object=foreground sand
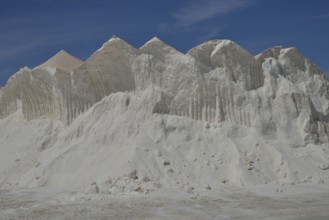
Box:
[1,183,329,220]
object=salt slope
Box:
[0,91,328,193]
[0,36,329,192]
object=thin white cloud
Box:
[316,13,329,19]
[292,13,329,24]
[172,0,255,28]
[195,26,227,43]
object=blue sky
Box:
[0,0,328,86]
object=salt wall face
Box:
[0,36,328,146]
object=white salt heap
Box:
[0,36,329,196]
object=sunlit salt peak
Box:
[106,34,122,43]
[187,39,237,57]
[145,36,162,45]
[140,36,168,49]
[209,39,236,57]
[34,50,83,73]
[280,47,298,55]
[255,46,284,60]
[140,37,186,56]
[20,66,31,72]
[97,34,126,52]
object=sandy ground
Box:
[1,184,329,220]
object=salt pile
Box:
[0,36,328,195]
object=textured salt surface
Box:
[0,36,329,219]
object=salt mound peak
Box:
[34,50,83,73]
[20,66,32,72]
[256,46,305,62]
[188,39,235,51]
[256,46,284,61]
[105,34,123,44]
[148,36,162,43]
[140,36,184,57]
[187,39,244,60]
[140,36,164,48]
[279,47,300,56]
[96,34,137,53]
[210,40,240,57]
[187,39,255,69]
